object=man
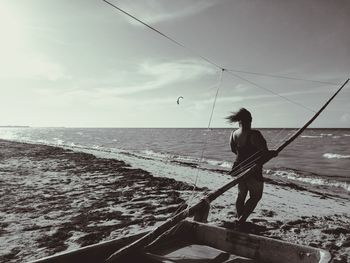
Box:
[227,108,277,225]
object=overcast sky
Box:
[1,0,349,128]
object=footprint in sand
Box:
[260,209,277,217]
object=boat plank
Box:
[28,220,331,263]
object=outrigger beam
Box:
[276,78,349,153]
[106,78,349,263]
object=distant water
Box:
[0,127,349,196]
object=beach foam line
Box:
[323,153,350,159]
[0,131,232,171]
[60,143,350,195]
[300,135,322,138]
[135,149,233,170]
[266,168,350,194]
[2,137,348,196]
[320,133,333,136]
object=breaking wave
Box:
[266,169,350,193]
[139,149,232,169]
[301,135,322,138]
[323,153,350,159]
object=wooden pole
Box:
[106,79,349,262]
[276,78,349,153]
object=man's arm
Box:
[252,130,268,152]
[229,131,237,154]
[252,131,278,158]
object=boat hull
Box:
[28,220,331,263]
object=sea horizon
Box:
[1,126,350,129]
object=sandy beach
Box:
[0,139,349,263]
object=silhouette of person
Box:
[226,108,277,225]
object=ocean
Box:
[0,127,349,197]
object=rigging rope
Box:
[226,68,339,86]
[225,71,316,113]
[102,0,325,112]
[208,69,225,129]
[102,0,223,70]
[187,69,224,207]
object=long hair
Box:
[226,108,252,123]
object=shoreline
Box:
[0,139,349,262]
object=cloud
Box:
[24,56,71,81]
[26,58,217,113]
[340,113,350,123]
[0,4,70,82]
[0,53,71,81]
[112,0,218,24]
[185,85,335,114]
[98,59,216,96]
[232,84,249,93]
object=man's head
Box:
[226,108,252,125]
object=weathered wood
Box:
[188,220,331,263]
[276,78,349,153]
[193,201,210,223]
[28,220,332,263]
[146,244,231,262]
[28,232,148,263]
[105,200,205,262]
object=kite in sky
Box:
[177,96,184,105]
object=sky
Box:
[0,0,349,128]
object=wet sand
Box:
[0,140,349,262]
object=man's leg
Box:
[236,181,248,218]
[238,178,263,223]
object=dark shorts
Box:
[238,176,264,200]
[232,162,264,181]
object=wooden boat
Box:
[29,219,331,263]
